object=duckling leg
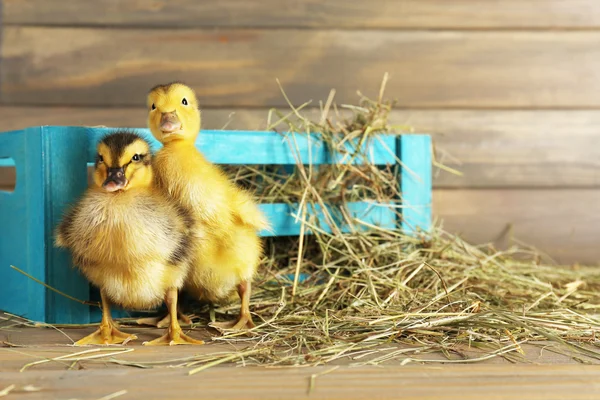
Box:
[75,292,138,346]
[211,280,256,331]
[143,288,204,346]
[135,307,192,328]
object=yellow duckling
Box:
[147,82,270,330]
[55,131,204,345]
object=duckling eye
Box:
[151,103,156,110]
[182,98,188,106]
[132,154,141,162]
[97,154,104,163]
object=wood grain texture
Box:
[5,0,600,29]
[434,189,600,265]
[405,110,600,188]
[1,327,599,399]
[0,106,245,131]
[2,107,599,189]
[2,364,600,400]
[5,28,600,108]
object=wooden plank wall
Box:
[1,0,600,264]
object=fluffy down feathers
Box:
[55,131,197,310]
[147,83,270,312]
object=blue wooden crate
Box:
[0,126,431,324]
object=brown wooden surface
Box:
[0,106,244,131]
[5,0,600,29]
[1,326,599,399]
[5,28,600,108]
[3,365,600,400]
[4,365,600,400]
[434,189,600,264]
[2,107,599,189]
[404,110,600,189]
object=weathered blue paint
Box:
[37,127,91,324]
[0,128,91,324]
[259,201,397,237]
[398,135,432,234]
[0,126,431,323]
[0,158,14,167]
[0,129,46,322]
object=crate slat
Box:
[37,127,91,324]
[260,201,398,237]
[84,128,398,166]
[0,129,47,322]
[398,135,432,234]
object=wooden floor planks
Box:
[2,365,600,400]
[1,326,600,399]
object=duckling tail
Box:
[232,190,272,233]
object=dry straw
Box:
[207,77,600,367]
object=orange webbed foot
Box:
[210,313,255,333]
[135,312,193,328]
[143,326,204,346]
[75,323,137,346]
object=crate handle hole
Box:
[0,157,16,193]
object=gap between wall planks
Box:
[5,28,600,108]
[5,0,600,29]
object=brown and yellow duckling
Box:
[55,131,204,345]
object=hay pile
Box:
[199,81,600,369]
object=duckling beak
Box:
[160,112,182,134]
[103,167,128,192]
